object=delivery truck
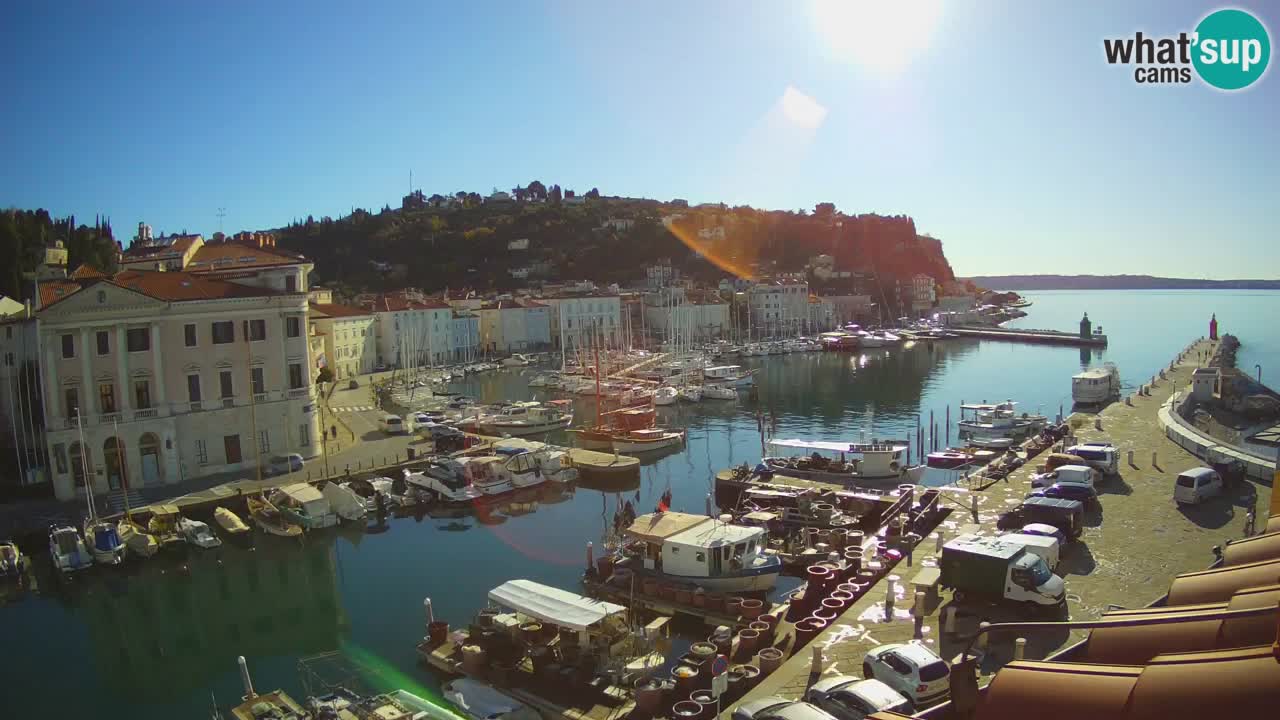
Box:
[939,534,1066,607]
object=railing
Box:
[100,412,121,424]
[222,397,236,408]
[133,408,157,420]
[253,393,268,403]
[288,387,311,399]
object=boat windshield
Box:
[1030,557,1053,586]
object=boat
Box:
[269,483,339,529]
[618,511,782,592]
[611,427,687,454]
[117,517,159,558]
[85,521,125,565]
[147,504,188,550]
[762,438,925,484]
[1072,363,1121,407]
[178,517,223,549]
[477,401,573,436]
[1,541,30,579]
[320,482,368,523]
[309,687,459,720]
[404,468,484,504]
[653,386,678,406]
[703,365,756,387]
[214,507,252,536]
[246,495,304,537]
[225,657,310,720]
[443,678,540,720]
[927,450,973,469]
[48,524,92,574]
[957,401,1048,443]
[700,383,738,400]
[967,435,1018,450]
[678,385,702,402]
[502,353,533,367]
[496,444,579,485]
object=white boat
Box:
[321,482,369,522]
[653,386,679,406]
[501,445,579,485]
[444,679,540,720]
[700,383,738,400]
[611,427,686,453]
[270,483,339,529]
[502,353,533,367]
[967,435,1017,450]
[177,518,223,549]
[404,468,484,504]
[762,438,925,484]
[450,456,516,495]
[957,401,1048,442]
[678,385,702,403]
[478,402,573,436]
[1072,363,1120,406]
[703,365,755,387]
[48,524,92,573]
[621,511,782,592]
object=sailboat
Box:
[246,494,304,537]
[110,420,159,558]
[48,524,92,574]
[75,413,125,565]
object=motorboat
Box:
[178,517,223,549]
[502,353,533,367]
[497,444,579,485]
[320,482,368,523]
[269,483,339,529]
[477,401,573,436]
[1072,363,1120,407]
[701,383,738,400]
[927,451,973,469]
[48,524,92,574]
[678,385,702,403]
[611,427,687,454]
[404,467,484,504]
[214,507,252,536]
[443,678,540,720]
[967,435,1017,450]
[703,365,756,387]
[118,518,160,558]
[147,504,188,551]
[0,541,29,579]
[85,520,125,565]
[653,386,679,406]
[957,401,1048,443]
[449,456,515,495]
[762,438,925,485]
[619,511,782,592]
[246,495,304,538]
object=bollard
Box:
[914,614,924,639]
[1127,449,1134,466]
[944,605,957,635]
[914,591,925,616]
[975,621,991,654]
[1152,450,1158,467]
[885,578,896,618]
[1014,637,1027,660]
[811,645,824,675]
[935,530,945,552]
[970,494,979,522]
[1094,417,1102,431]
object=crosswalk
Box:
[331,405,376,413]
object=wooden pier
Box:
[946,325,1108,347]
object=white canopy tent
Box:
[488,579,626,631]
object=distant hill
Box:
[963,275,1280,291]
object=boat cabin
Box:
[625,511,769,577]
[703,365,742,380]
[271,483,338,528]
[766,438,909,478]
[486,578,632,653]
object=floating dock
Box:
[946,325,1107,347]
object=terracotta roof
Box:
[481,298,548,311]
[310,302,373,319]
[69,263,107,280]
[186,242,308,272]
[38,269,283,310]
[366,294,451,312]
[38,281,83,307]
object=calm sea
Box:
[1,289,1275,717]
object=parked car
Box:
[266,453,304,477]
[373,362,388,372]
[862,643,951,707]
[804,676,912,720]
[1175,467,1223,505]
[1026,481,1098,505]
[1030,464,1098,489]
[412,412,435,426]
[732,698,839,720]
[1018,522,1068,546]
[380,414,408,434]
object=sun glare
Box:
[811,0,944,76]
[780,86,829,129]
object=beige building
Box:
[309,303,376,380]
[37,242,319,501]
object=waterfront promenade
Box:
[730,337,1271,712]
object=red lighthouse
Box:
[1209,314,1218,341]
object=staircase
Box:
[103,489,146,514]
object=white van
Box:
[1030,464,1098,489]
[380,414,408,435]
[1001,532,1061,570]
[1066,443,1119,476]
[1174,467,1222,505]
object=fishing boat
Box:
[246,495,304,537]
[611,427,687,454]
[927,450,973,469]
[618,511,782,592]
[443,678,540,720]
[147,504,188,551]
[320,482,368,523]
[957,401,1048,443]
[1072,362,1120,407]
[703,365,756,387]
[701,383,738,400]
[214,506,252,536]
[476,401,573,436]
[678,385,702,403]
[48,524,93,574]
[762,438,925,484]
[0,541,30,579]
[653,386,678,406]
[269,483,339,529]
[118,517,160,558]
[178,517,223,549]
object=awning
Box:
[488,579,626,631]
[279,483,324,503]
[625,511,711,543]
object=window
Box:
[53,443,67,474]
[299,423,310,447]
[195,439,208,465]
[69,443,88,487]
[288,363,303,389]
[248,319,266,341]
[223,434,241,464]
[220,371,234,398]
[258,429,270,454]
[134,380,151,409]
[251,367,265,395]
[184,323,197,347]
[285,274,297,293]
[65,387,79,418]
[96,331,110,355]
[187,374,201,402]
[126,327,150,352]
[99,383,116,414]
[61,334,74,359]
[212,321,234,344]
[695,551,706,562]
[286,316,300,338]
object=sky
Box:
[1,0,1277,278]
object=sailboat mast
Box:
[593,323,603,427]
[113,417,130,521]
[77,410,95,522]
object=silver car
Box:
[732,698,840,720]
[804,677,912,720]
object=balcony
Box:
[100,412,121,424]
[133,408,157,420]
[288,386,312,399]
[253,393,268,403]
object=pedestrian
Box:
[331,424,338,439]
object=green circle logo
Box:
[1193,8,1270,90]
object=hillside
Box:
[963,275,1280,291]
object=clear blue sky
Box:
[2,1,1276,278]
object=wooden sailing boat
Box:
[112,419,160,558]
[246,494,303,537]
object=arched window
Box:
[69,442,89,487]
[103,436,127,491]
[139,433,163,485]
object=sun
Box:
[810,0,944,76]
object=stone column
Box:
[150,323,165,409]
[114,325,130,413]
